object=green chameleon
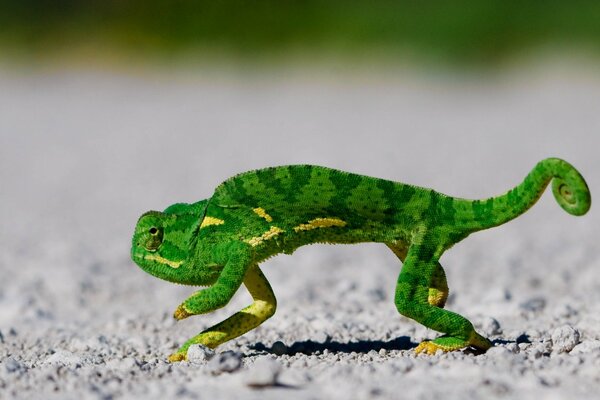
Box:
[131,158,590,362]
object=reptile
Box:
[130,158,591,362]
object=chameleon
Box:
[130,158,590,362]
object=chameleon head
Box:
[131,210,191,284]
[131,200,220,285]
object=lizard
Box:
[130,158,591,362]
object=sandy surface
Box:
[1,64,599,399]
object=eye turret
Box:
[145,226,163,251]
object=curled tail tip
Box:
[542,158,592,216]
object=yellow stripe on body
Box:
[245,226,284,247]
[144,253,183,269]
[252,207,273,222]
[293,217,347,232]
[200,216,225,228]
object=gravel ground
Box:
[1,64,599,400]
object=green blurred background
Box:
[2,0,600,67]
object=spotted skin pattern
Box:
[131,158,591,362]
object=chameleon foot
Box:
[415,332,492,355]
[168,351,187,362]
[415,341,455,355]
[173,304,192,320]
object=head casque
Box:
[130,200,219,285]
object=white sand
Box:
[1,64,599,399]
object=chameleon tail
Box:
[466,158,591,230]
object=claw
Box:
[414,341,455,355]
[415,341,442,355]
[168,352,187,362]
[173,304,192,320]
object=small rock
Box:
[482,287,512,303]
[553,303,578,319]
[187,344,215,364]
[390,358,413,373]
[481,378,511,395]
[539,375,560,387]
[43,350,82,368]
[520,297,546,313]
[505,343,519,353]
[106,357,137,371]
[525,329,542,340]
[207,351,242,375]
[0,330,4,343]
[551,325,580,353]
[271,341,288,356]
[570,340,600,355]
[480,317,502,336]
[486,346,512,358]
[518,343,531,352]
[529,342,551,359]
[539,338,553,353]
[4,358,25,374]
[245,358,282,388]
[312,331,329,344]
[280,368,311,386]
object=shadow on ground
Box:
[250,336,417,356]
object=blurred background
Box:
[1,0,600,67]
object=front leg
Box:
[172,243,252,321]
[168,263,277,362]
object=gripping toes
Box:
[415,341,453,355]
[168,351,187,362]
[415,332,492,355]
[173,304,192,320]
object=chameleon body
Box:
[131,158,591,362]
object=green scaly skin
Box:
[131,158,591,362]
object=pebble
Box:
[390,358,413,373]
[570,340,600,355]
[186,344,215,364]
[4,358,26,374]
[312,331,329,344]
[505,343,519,353]
[486,346,512,358]
[244,358,282,387]
[43,350,83,368]
[553,303,578,319]
[482,287,512,303]
[519,297,546,314]
[551,325,580,353]
[480,317,502,336]
[106,357,138,371]
[207,351,242,375]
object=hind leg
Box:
[428,263,448,308]
[387,242,448,308]
[391,241,491,354]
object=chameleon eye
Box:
[144,227,163,251]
